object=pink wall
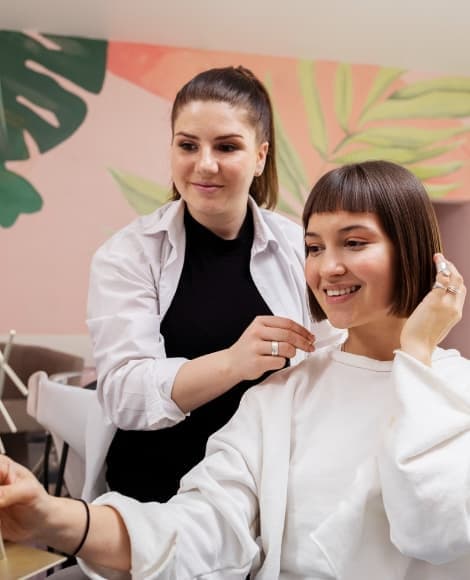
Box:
[435,203,470,357]
[1,72,171,337]
[2,36,469,359]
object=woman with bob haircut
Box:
[0,160,468,580]
[303,159,442,323]
[87,65,341,503]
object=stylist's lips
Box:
[191,182,222,193]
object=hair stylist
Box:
[86,66,342,502]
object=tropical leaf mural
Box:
[0,30,107,227]
[274,62,470,217]
[108,57,470,219]
[109,168,170,215]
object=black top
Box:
[105,205,275,502]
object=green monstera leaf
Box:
[0,165,42,227]
[0,30,107,227]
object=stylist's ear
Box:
[256,141,269,176]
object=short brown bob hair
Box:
[302,160,443,322]
[170,66,278,209]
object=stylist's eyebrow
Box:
[174,132,244,140]
[305,225,375,237]
[174,132,198,139]
[215,134,244,140]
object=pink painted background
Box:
[2,41,469,359]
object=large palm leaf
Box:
[274,62,470,217]
[0,30,107,227]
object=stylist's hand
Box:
[0,455,53,543]
[227,315,315,381]
[400,253,466,365]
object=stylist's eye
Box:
[178,141,197,151]
[217,143,238,152]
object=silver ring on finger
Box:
[446,285,459,295]
[432,281,446,291]
[436,261,451,277]
[271,340,279,357]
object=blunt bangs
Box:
[302,165,381,217]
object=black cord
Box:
[69,498,90,557]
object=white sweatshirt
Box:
[83,345,470,579]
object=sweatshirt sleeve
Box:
[87,238,187,431]
[378,349,470,564]
[80,390,263,579]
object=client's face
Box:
[304,210,395,332]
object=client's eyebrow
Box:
[305,224,375,237]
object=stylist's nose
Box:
[197,147,218,174]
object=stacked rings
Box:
[432,281,459,294]
[271,340,279,356]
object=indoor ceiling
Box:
[1,0,469,75]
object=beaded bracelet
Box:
[69,498,90,557]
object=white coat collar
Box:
[140,197,279,252]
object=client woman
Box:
[0,160,468,580]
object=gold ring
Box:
[446,285,459,295]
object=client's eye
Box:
[306,244,322,255]
[345,240,367,249]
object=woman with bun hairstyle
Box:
[86,66,341,502]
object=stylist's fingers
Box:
[229,316,313,381]
[263,339,296,360]
[255,316,315,353]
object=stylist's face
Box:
[171,100,268,238]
